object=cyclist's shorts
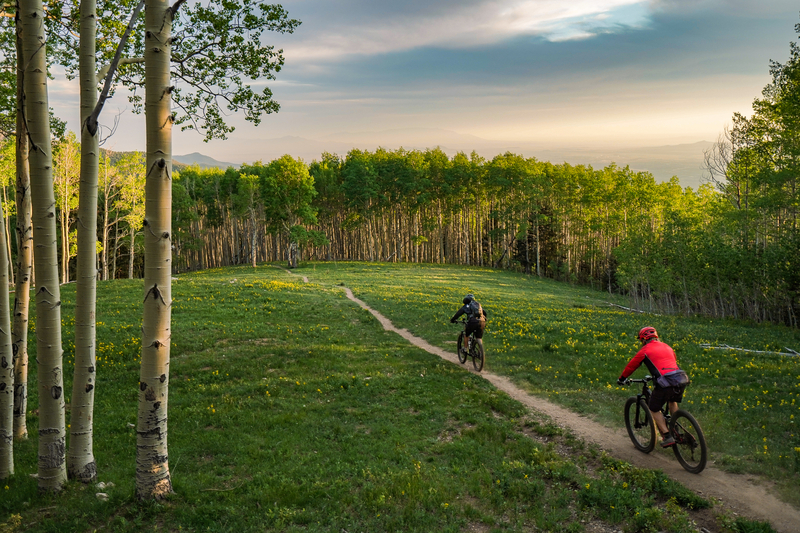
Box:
[465,318,485,339]
[649,384,686,412]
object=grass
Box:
[0,262,788,532]
[296,261,800,505]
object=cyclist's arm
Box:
[620,347,647,379]
[450,306,466,322]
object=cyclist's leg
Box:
[651,409,669,435]
[470,319,486,339]
[669,384,686,415]
[649,387,670,435]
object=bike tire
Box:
[471,339,484,372]
[624,397,655,453]
[670,409,707,474]
[457,332,468,364]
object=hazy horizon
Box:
[46,0,798,188]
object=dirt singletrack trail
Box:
[340,287,800,533]
[275,267,798,531]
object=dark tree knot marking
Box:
[36,286,55,296]
[51,386,62,399]
[1,356,7,368]
[145,284,168,306]
[153,401,161,410]
[159,374,166,383]
[0,383,5,392]
[140,381,147,391]
[89,365,95,373]
[85,384,94,393]
[145,388,156,401]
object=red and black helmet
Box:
[637,326,658,342]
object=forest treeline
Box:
[173,140,797,328]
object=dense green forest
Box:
[1,23,798,328]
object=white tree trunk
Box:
[137,0,174,500]
[12,9,33,441]
[21,0,68,492]
[129,229,135,279]
[69,0,99,483]
[0,201,14,479]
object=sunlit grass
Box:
[298,261,800,504]
[0,263,781,532]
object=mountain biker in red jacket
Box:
[617,327,688,447]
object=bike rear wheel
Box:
[624,397,655,453]
[471,338,484,372]
[670,409,707,474]
[457,332,467,364]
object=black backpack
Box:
[468,300,484,320]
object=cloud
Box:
[280,0,653,61]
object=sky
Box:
[48,0,799,174]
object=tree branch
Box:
[86,0,145,137]
[96,57,144,85]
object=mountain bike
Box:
[456,319,484,371]
[622,375,707,474]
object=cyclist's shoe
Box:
[660,433,676,447]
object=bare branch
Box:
[86,0,145,137]
[96,57,144,85]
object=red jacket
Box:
[620,340,680,380]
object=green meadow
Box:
[299,262,800,501]
[1,262,792,532]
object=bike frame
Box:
[629,377,672,429]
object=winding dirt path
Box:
[342,287,800,533]
[275,267,798,531]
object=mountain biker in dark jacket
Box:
[450,294,487,340]
[617,326,689,447]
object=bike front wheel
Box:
[624,397,655,453]
[471,338,484,372]
[670,409,707,474]
[457,332,467,364]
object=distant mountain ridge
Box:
[173,152,239,169]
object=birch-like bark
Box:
[137,0,174,500]
[12,7,33,441]
[21,0,68,491]
[0,200,14,479]
[69,0,99,483]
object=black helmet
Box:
[463,293,474,305]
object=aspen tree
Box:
[21,0,67,491]
[0,200,13,479]
[12,5,32,441]
[69,0,100,482]
[136,0,174,499]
